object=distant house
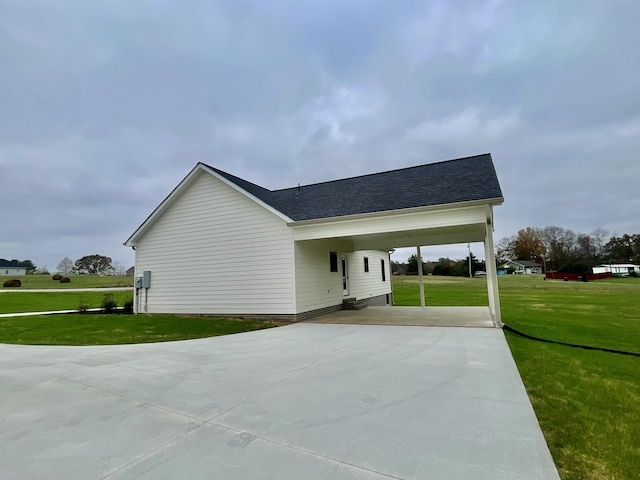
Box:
[125,266,135,276]
[592,264,640,276]
[125,154,504,324]
[0,259,27,276]
[503,260,543,274]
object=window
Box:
[364,257,369,272]
[381,259,386,281]
[329,252,338,272]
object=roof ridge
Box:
[272,153,492,192]
[199,162,275,194]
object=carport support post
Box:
[484,210,502,327]
[417,245,426,308]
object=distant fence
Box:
[545,272,612,281]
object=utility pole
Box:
[468,243,472,278]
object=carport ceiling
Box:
[333,223,487,251]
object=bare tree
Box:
[591,228,608,258]
[56,257,74,274]
[112,261,127,276]
[539,226,576,270]
[496,235,516,265]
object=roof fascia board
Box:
[288,197,503,228]
[292,203,490,243]
[198,164,293,223]
[125,163,293,247]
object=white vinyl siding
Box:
[347,250,391,301]
[0,267,26,276]
[294,240,349,312]
[135,171,295,314]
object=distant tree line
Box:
[392,253,486,277]
[391,226,640,277]
[497,226,640,272]
[2,255,129,276]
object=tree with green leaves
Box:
[73,254,113,275]
[406,254,427,275]
[603,234,640,264]
[19,259,37,274]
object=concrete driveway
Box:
[0,324,559,479]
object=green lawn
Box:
[1,274,133,289]
[0,291,133,314]
[393,274,640,480]
[0,313,277,345]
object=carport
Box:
[292,199,503,327]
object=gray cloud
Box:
[1,0,639,269]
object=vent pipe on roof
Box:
[297,183,301,195]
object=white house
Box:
[502,260,543,274]
[125,154,504,324]
[0,259,27,276]
[592,264,640,276]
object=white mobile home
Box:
[592,264,640,276]
[125,154,504,323]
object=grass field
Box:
[0,290,133,314]
[393,274,640,480]
[1,274,133,289]
[0,313,277,345]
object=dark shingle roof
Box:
[512,260,542,267]
[205,153,502,222]
[0,259,24,268]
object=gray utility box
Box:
[142,270,151,288]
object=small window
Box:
[364,257,369,272]
[381,259,386,281]
[329,252,338,272]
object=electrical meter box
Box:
[135,277,143,288]
[142,270,151,288]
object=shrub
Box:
[629,271,639,278]
[77,298,90,313]
[52,273,62,280]
[122,295,134,314]
[3,279,21,288]
[101,293,118,313]
[60,277,71,283]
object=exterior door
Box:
[341,255,349,296]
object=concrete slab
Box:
[0,324,559,479]
[307,305,495,327]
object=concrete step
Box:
[342,298,367,310]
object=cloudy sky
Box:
[1,0,639,271]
